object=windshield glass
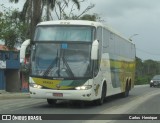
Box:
[31,43,92,79]
[153,75,160,80]
[34,26,93,42]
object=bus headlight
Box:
[75,85,92,90]
[30,83,42,89]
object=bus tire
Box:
[129,80,131,90]
[122,82,129,97]
[95,83,106,105]
[79,101,85,108]
[47,99,57,105]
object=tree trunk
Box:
[30,0,41,39]
[46,0,50,21]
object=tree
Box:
[56,0,94,20]
[143,60,158,76]
[9,0,19,3]
[30,0,42,39]
[135,57,160,85]
[79,13,104,21]
[8,0,82,38]
[9,0,42,39]
[0,5,27,49]
[80,14,96,21]
[42,0,80,20]
[43,0,56,21]
[135,57,144,76]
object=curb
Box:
[0,92,30,100]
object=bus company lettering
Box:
[43,81,53,84]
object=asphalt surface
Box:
[110,93,160,123]
[0,85,160,123]
[0,92,30,100]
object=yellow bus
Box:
[20,20,136,105]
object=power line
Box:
[136,47,160,56]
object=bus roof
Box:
[37,20,134,44]
[37,20,102,26]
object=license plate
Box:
[53,93,63,97]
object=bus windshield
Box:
[31,43,92,79]
[34,26,94,42]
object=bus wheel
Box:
[47,99,57,105]
[95,84,106,105]
[122,84,129,97]
[79,101,85,108]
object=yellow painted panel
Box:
[32,77,61,89]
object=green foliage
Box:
[135,57,160,85]
[80,14,97,21]
[79,13,104,22]
[0,4,28,49]
[9,0,19,3]
[135,76,151,85]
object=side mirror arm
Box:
[91,40,99,60]
[20,39,31,63]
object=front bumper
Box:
[150,81,160,87]
[153,82,160,87]
[30,87,94,101]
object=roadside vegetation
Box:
[135,57,160,85]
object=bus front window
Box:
[34,26,93,42]
[31,43,92,79]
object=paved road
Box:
[108,92,160,123]
[0,85,160,123]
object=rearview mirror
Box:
[91,40,99,60]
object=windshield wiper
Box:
[43,57,58,77]
[62,55,74,78]
[43,47,74,78]
[43,51,58,77]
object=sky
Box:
[87,0,160,61]
[1,0,160,61]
